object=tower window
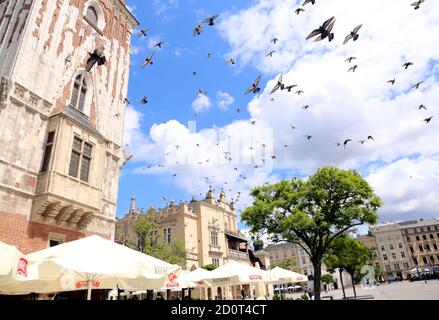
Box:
[86,6,99,26]
[70,74,88,113]
[41,131,55,172]
[68,137,93,183]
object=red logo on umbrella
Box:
[249,275,262,280]
[16,258,28,277]
[168,273,177,282]
[166,273,179,288]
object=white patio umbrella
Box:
[0,242,25,276]
[201,261,273,287]
[268,267,308,284]
[0,235,181,299]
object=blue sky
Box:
[117,0,439,235]
[119,0,265,218]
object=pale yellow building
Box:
[116,188,272,299]
[399,219,439,271]
[370,223,413,280]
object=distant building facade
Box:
[364,218,439,281]
[116,188,265,271]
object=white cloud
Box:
[192,93,212,113]
[131,45,144,56]
[367,156,439,222]
[216,91,235,111]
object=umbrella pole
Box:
[87,284,92,300]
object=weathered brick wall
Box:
[0,211,110,253]
[0,0,136,251]
[12,0,132,145]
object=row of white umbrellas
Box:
[0,236,307,299]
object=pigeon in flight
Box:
[203,15,219,26]
[387,79,396,85]
[193,24,203,36]
[368,136,375,141]
[402,62,414,69]
[359,140,366,145]
[245,76,262,94]
[345,56,357,63]
[207,52,212,58]
[140,96,148,104]
[141,52,155,67]
[295,8,305,15]
[306,17,336,42]
[411,81,424,90]
[424,116,433,124]
[270,74,284,94]
[344,139,352,148]
[85,47,106,72]
[296,90,304,95]
[226,58,236,65]
[154,41,165,49]
[302,0,316,5]
[271,38,279,44]
[305,135,313,140]
[266,50,276,58]
[343,25,363,45]
[283,84,298,92]
[348,65,358,72]
[138,28,149,38]
[302,105,310,110]
[418,104,427,110]
[411,0,426,10]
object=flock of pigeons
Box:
[122,0,433,205]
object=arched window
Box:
[86,6,98,26]
[70,74,88,113]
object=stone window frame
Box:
[68,135,94,183]
[69,71,93,118]
[40,131,56,173]
[83,0,106,34]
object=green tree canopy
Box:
[321,274,335,284]
[324,235,373,298]
[242,166,382,300]
[271,259,299,273]
[202,264,217,271]
[133,208,186,267]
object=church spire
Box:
[129,192,136,214]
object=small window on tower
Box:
[70,74,88,113]
[86,6,99,26]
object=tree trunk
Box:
[351,274,357,299]
[312,261,322,300]
[339,269,346,300]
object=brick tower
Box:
[0,0,138,253]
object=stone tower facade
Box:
[0,0,138,253]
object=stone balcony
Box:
[227,248,250,261]
[32,171,101,229]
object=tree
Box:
[271,259,300,273]
[202,264,217,271]
[242,166,381,300]
[133,208,186,266]
[324,235,373,299]
[321,274,335,285]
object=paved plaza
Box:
[323,281,439,300]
